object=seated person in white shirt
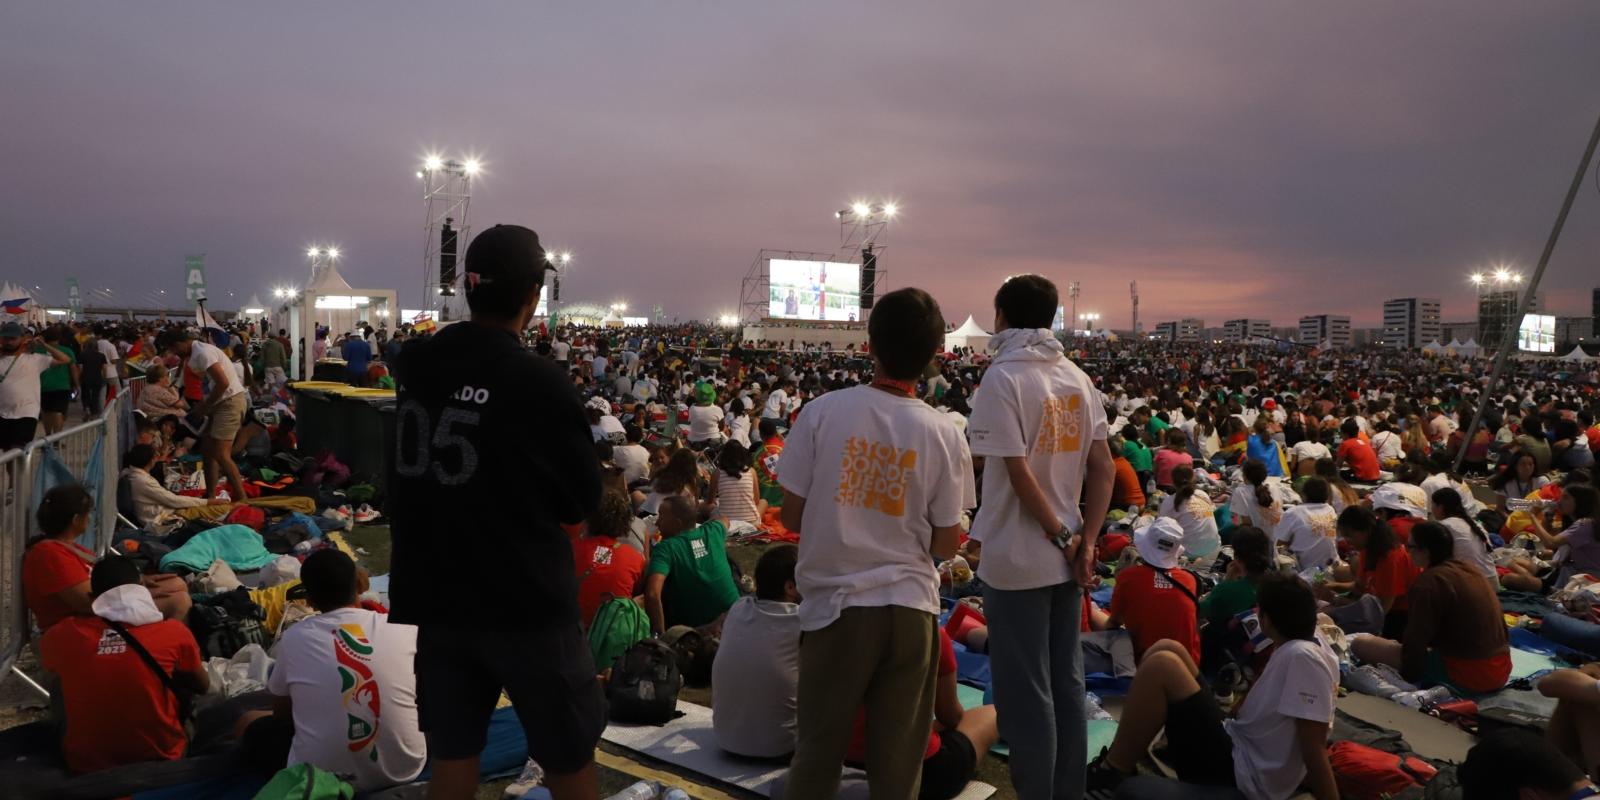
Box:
[1086,573,1338,800]
[712,545,801,759]
[240,550,427,792]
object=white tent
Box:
[944,315,992,352]
[291,264,398,381]
[1560,346,1597,362]
[600,309,625,328]
[1457,338,1481,359]
[0,283,47,327]
[1421,340,1444,355]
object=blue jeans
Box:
[984,581,1084,800]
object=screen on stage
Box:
[768,259,861,322]
[1519,313,1555,353]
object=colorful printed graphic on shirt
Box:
[1038,393,1084,454]
[96,628,128,656]
[836,436,918,517]
[1309,509,1338,539]
[334,624,382,762]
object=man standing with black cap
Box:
[389,224,604,800]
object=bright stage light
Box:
[463,159,481,175]
[1469,273,1484,285]
[327,247,341,259]
[1493,268,1511,283]
[852,202,871,217]
[308,247,321,258]
[882,203,898,218]
[424,155,444,171]
[415,171,424,179]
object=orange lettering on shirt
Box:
[835,436,918,517]
[1038,393,1084,454]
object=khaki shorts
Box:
[205,393,249,441]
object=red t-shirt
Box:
[1387,516,1418,545]
[1357,545,1420,612]
[1110,564,1200,664]
[846,630,957,764]
[22,539,94,631]
[1337,438,1381,481]
[40,616,202,773]
[572,536,646,628]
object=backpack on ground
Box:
[588,594,651,671]
[252,763,354,800]
[607,638,682,725]
[1328,740,1438,800]
[189,587,271,660]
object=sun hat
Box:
[1134,517,1186,570]
[1370,483,1427,518]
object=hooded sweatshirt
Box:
[969,328,1111,591]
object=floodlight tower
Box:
[418,155,479,321]
[306,246,341,285]
[1069,281,1081,335]
[1130,281,1140,337]
[836,200,897,310]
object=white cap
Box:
[585,396,611,413]
[1370,483,1427,518]
[1134,517,1186,570]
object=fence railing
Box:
[1,382,139,687]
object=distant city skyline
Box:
[4,3,1599,327]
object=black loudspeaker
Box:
[859,245,877,311]
[439,218,458,296]
[552,273,562,303]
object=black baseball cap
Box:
[464,224,546,291]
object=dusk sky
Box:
[5,2,1599,329]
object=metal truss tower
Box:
[419,157,476,322]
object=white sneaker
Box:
[502,758,545,798]
[353,503,381,524]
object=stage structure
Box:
[418,155,479,322]
[739,249,838,325]
[738,199,897,324]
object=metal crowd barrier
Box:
[0,382,135,692]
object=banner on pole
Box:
[184,255,207,301]
[66,278,82,321]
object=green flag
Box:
[184,255,207,301]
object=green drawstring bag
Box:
[252,764,355,800]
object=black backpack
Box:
[189,587,271,659]
[606,639,682,725]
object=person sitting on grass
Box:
[1317,506,1418,639]
[713,544,802,760]
[1108,518,1201,665]
[237,549,426,792]
[571,491,648,629]
[644,495,739,635]
[1085,572,1338,800]
[41,556,209,774]
[121,443,229,530]
[1350,521,1512,694]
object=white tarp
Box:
[1559,346,1596,362]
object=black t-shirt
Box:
[388,321,601,630]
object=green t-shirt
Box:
[648,519,740,628]
[1123,440,1153,472]
[36,346,72,393]
[1198,577,1257,626]
[1146,416,1171,438]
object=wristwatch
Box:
[1051,524,1076,551]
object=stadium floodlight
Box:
[1469,273,1484,285]
[881,202,898,218]
[463,159,481,175]
[423,155,444,171]
[327,247,341,259]
[308,247,321,258]
[415,171,424,179]
[1493,268,1511,283]
[852,202,871,217]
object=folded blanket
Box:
[159,524,280,573]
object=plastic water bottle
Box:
[663,790,690,800]
[605,782,660,800]
[1394,686,1452,708]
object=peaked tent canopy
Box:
[944,315,992,352]
[1560,346,1596,362]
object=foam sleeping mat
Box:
[600,702,997,799]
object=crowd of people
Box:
[7,222,1600,800]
